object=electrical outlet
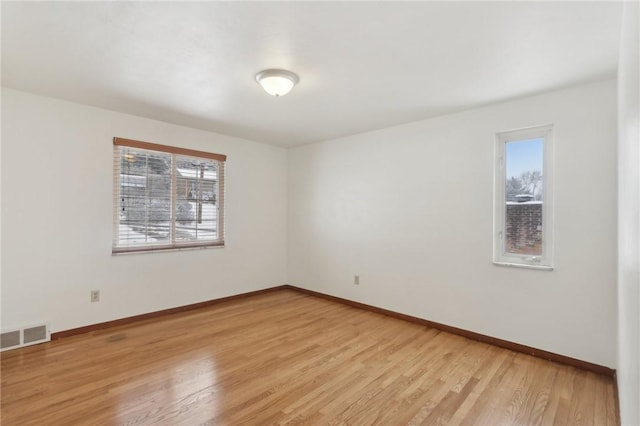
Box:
[91,290,100,303]
[354,275,360,285]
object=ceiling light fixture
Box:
[255,69,299,97]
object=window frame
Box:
[113,137,226,254]
[493,124,554,270]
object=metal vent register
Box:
[1,323,50,351]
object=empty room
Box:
[1,1,639,425]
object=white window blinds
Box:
[113,138,226,253]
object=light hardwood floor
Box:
[1,289,618,425]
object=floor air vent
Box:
[1,323,50,351]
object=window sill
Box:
[112,243,225,255]
[493,261,553,271]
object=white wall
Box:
[289,80,618,367]
[617,2,640,424]
[0,76,622,374]
[1,88,288,333]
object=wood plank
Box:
[1,289,619,425]
[289,286,616,377]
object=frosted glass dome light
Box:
[255,69,299,96]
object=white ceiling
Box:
[2,1,622,147]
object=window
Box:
[494,125,553,269]
[113,138,226,253]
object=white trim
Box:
[493,124,554,269]
[493,261,554,271]
[112,244,225,256]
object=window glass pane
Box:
[118,147,172,246]
[504,138,543,256]
[175,155,218,243]
[114,140,225,253]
